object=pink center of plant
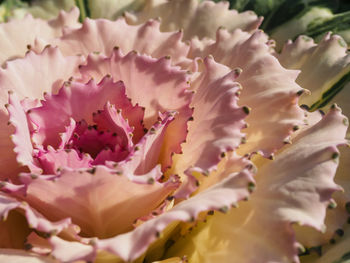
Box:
[68,117,129,163]
[32,100,136,174]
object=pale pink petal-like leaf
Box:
[172,57,246,175]
[125,0,262,40]
[173,152,253,202]
[49,236,96,263]
[25,232,52,255]
[189,28,305,157]
[79,49,191,126]
[34,18,191,67]
[91,167,254,262]
[0,7,80,66]
[0,46,83,108]
[277,33,350,107]
[24,166,178,239]
[294,141,350,248]
[276,36,317,70]
[1,96,39,181]
[58,118,76,149]
[254,106,347,230]
[276,36,350,249]
[0,193,75,235]
[0,180,26,196]
[0,111,24,182]
[0,249,57,263]
[6,92,40,173]
[333,144,350,209]
[113,111,176,177]
[166,106,348,263]
[93,102,134,150]
[35,146,93,174]
[194,152,254,194]
[327,82,350,136]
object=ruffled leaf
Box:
[0,193,76,236]
[23,166,178,239]
[0,111,24,182]
[79,49,193,171]
[114,111,176,179]
[46,166,254,262]
[277,33,350,110]
[294,134,350,248]
[28,76,141,149]
[33,17,191,67]
[125,0,262,40]
[0,47,82,174]
[33,163,253,262]
[166,106,348,263]
[172,56,246,175]
[0,7,79,66]
[35,146,93,174]
[194,152,254,194]
[6,92,40,173]
[327,82,350,135]
[50,236,96,262]
[0,46,83,107]
[0,47,82,176]
[92,102,134,149]
[189,28,304,157]
[270,6,334,50]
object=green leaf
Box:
[75,0,90,22]
[260,0,338,31]
[310,70,350,111]
[0,0,28,22]
[304,11,350,41]
[212,0,251,11]
[217,0,339,31]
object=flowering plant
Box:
[0,1,349,263]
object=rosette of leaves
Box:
[0,1,349,263]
